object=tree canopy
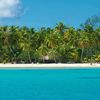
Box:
[0,22,100,63]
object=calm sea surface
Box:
[0,68,100,100]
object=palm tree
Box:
[77,31,90,62]
[0,21,99,63]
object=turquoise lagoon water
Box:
[0,68,100,100]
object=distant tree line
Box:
[0,16,100,63]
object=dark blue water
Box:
[0,68,100,100]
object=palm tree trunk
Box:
[28,51,31,63]
[81,48,84,63]
[8,45,16,63]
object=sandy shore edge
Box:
[0,63,100,68]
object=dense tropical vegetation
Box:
[0,16,100,63]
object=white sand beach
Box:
[0,63,100,68]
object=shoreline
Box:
[0,63,100,69]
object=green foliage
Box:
[0,23,100,63]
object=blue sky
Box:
[0,0,100,28]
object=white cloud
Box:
[0,0,21,18]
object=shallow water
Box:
[0,68,100,100]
